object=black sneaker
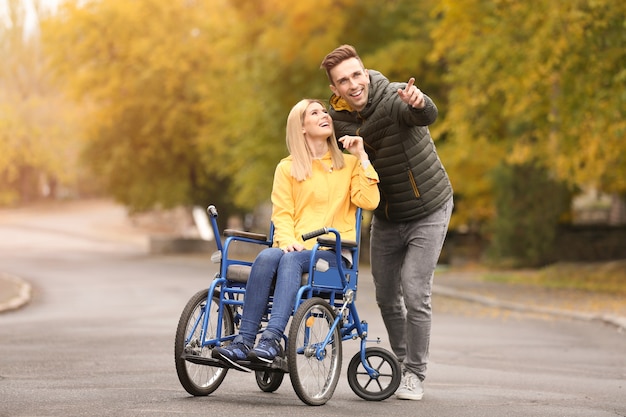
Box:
[248,337,283,363]
[212,339,252,372]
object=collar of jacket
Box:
[330,93,353,112]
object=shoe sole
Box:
[395,393,423,400]
[214,352,252,372]
[247,351,275,364]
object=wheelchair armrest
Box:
[317,237,358,249]
[223,229,268,242]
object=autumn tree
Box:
[218,0,440,210]
[0,0,82,205]
[41,1,264,216]
[41,0,439,219]
[430,0,626,264]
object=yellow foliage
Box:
[431,0,626,228]
[5,0,621,220]
[0,1,86,204]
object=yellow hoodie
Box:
[271,151,380,250]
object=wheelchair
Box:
[174,205,401,406]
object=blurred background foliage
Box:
[1,0,625,266]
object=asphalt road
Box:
[1,201,625,417]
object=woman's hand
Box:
[338,135,368,162]
[284,243,305,252]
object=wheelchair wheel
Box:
[347,347,401,401]
[287,297,342,406]
[255,369,284,392]
[175,289,234,396]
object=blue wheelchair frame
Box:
[175,205,401,405]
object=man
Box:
[320,45,453,401]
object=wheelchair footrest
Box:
[182,353,289,373]
[241,356,289,373]
[182,354,229,368]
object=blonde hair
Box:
[286,99,345,181]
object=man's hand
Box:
[398,77,425,109]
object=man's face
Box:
[329,58,370,112]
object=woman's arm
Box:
[270,161,299,250]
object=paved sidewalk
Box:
[1,199,625,331]
[434,270,626,331]
[0,272,31,313]
[3,265,626,331]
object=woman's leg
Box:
[262,249,338,339]
[237,247,284,345]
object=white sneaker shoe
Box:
[395,370,424,400]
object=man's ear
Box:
[330,84,338,96]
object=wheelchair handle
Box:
[207,205,218,217]
[302,227,329,241]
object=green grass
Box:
[483,260,626,296]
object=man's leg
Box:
[370,216,407,361]
[401,197,453,380]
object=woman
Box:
[212,99,379,367]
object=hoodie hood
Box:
[330,94,353,112]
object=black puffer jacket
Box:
[329,70,453,222]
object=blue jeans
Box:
[370,197,453,381]
[238,247,339,345]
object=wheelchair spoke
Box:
[288,297,342,406]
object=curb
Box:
[0,272,32,313]
[434,284,626,332]
[2,273,625,333]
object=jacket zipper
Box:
[407,168,420,198]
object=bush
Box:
[487,163,571,267]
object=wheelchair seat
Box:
[222,226,359,286]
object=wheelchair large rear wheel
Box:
[287,297,342,406]
[175,289,234,396]
[347,347,401,401]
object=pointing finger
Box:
[398,78,416,100]
[405,77,415,92]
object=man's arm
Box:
[396,79,438,126]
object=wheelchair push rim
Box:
[174,289,234,396]
[287,297,342,406]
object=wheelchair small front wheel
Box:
[347,347,401,401]
[288,297,342,406]
[255,369,284,392]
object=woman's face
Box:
[302,102,333,139]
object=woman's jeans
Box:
[238,247,339,345]
[370,197,453,381]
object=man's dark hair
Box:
[320,44,364,85]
